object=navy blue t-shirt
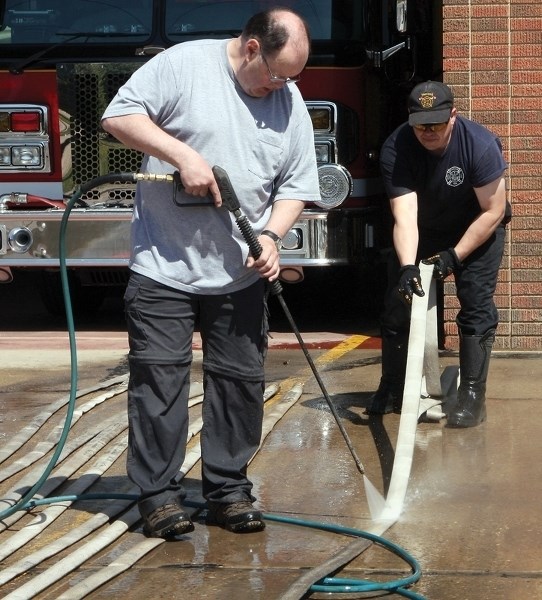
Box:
[380,115,509,247]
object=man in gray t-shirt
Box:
[101,8,319,539]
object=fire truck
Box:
[0,0,439,314]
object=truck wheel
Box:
[39,271,106,317]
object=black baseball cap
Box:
[408,81,454,126]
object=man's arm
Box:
[246,199,305,281]
[101,114,222,205]
[389,191,426,303]
[390,191,419,266]
[263,199,305,241]
[453,176,506,262]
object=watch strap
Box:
[260,229,282,249]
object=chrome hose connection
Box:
[0,192,28,212]
[8,226,33,253]
[134,172,176,183]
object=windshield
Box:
[1,0,362,46]
[1,0,153,43]
[163,1,361,42]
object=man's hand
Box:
[246,235,281,281]
[422,248,462,280]
[178,151,222,206]
[397,264,425,305]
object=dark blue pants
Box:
[381,225,506,338]
[123,272,268,518]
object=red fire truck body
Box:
[0,0,438,312]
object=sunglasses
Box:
[412,121,449,132]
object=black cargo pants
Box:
[124,272,268,518]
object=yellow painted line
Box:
[313,335,370,366]
[266,334,370,406]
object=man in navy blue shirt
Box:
[368,81,509,428]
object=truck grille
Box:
[58,63,143,204]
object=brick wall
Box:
[441,0,542,351]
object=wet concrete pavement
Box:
[1,273,542,599]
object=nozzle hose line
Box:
[212,165,365,475]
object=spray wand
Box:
[211,165,365,475]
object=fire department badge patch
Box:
[419,92,437,108]
[445,166,464,187]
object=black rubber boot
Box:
[446,329,495,428]
[366,331,408,414]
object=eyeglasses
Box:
[412,121,449,132]
[260,52,300,84]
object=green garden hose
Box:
[0,173,426,599]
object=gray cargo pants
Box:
[124,272,268,518]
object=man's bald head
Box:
[242,8,311,61]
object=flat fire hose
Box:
[282,262,455,599]
[378,261,444,522]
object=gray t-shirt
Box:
[102,39,320,294]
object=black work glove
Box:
[422,248,462,281]
[397,264,425,305]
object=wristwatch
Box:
[260,229,282,250]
